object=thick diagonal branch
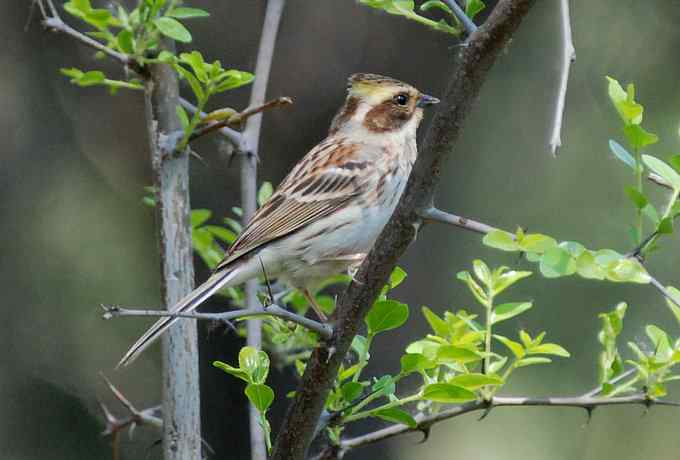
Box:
[270,2,537,459]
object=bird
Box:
[119,73,439,367]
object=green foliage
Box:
[331,260,568,437]
[358,0,485,35]
[60,67,143,94]
[483,229,651,283]
[214,347,275,452]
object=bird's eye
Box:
[394,94,409,106]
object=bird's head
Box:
[330,73,439,136]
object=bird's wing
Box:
[216,138,373,270]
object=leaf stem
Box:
[342,392,422,424]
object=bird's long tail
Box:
[118,267,239,367]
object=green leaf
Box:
[665,286,680,325]
[539,246,576,278]
[167,7,210,18]
[213,360,249,382]
[157,50,177,63]
[420,0,452,14]
[642,155,680,191]
[487,356,508,374]
[625,186,648,210]
[456,271,487,305]
[514,357,552,368]
[608,140,636,170]
[482,229,519,251]
[422,383,476,403]
[606,76,643,125]
[245,384,274,412]
[373,407,417,428]
[400,353,435,374]
[116,29,135,54]
[465,0,485,19]
[351,335,369,362]
[174,64,205,101]
[257,182,274,206]
[624,124,658,150]
[436,345,482,364]
[422,306,449,338]
[529,343,570,357]
[492,270,532,296]
[669,154,680,174]
[491,302,532,325]
[340,381,363,402]
[574,250,606,280]
[657,217,674,234]
[518,234,557,253]
[176,104,190,130]
[646,325,672,361]
[365,300,409,335]
[493,335,525,358]
[372,375,396,396]
[204,225,237,244]
[472,259,492,287]
[239,346,270,384]
[448,373,503,390]
[153,17,192,43]
[214,70,255,93]
[179,51,208,82]
[190,209,211,228]
[605,257,650,284]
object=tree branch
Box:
[443,0,478,35]
[418,207,499,235]
[101,304,332,340]
[179,98,245,149]
[339,393,679,454]
[270,2,537,459]
[188,97,292,143]
[238,1,286,458]
[144,40,202,459]
[548,0,575,156]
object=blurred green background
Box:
[2,0,679,459]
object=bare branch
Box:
[648,273,680,310]
[271,2,537,459]
[99,374,163,436]
[443,0,478,35]
[339,393,679,454]
[188,97,292,143]
[548,0,575,156]
[102,303,333,340]
[418,207,499,235]
[239,1,286,458]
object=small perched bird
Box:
[119,73,439,367]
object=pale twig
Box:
[418,207,499,235]
[443,0,478,35]
[241,1,286,458]
[99,374,163,436]
[339,392,679,454]
[648,274,680,310]
[548,0,575,156]
[101,304,332,340]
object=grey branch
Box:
[270,2,537,459]
[548,0,575,156]
[241,1,286,459]
[443,0,478,35]
[339,393,680,454]
[648,274,680,310]
[418,207,499,235]
[102,304,332,340]
[99,374,163,437]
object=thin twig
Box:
[443,0,478,35]
[179,98,245,150]
[548,0,575,156]
[339,392,679,453]
[99,374,163,439]
[648,274,680,310]
[101,304,332,340]
[418,207,499,235]
[189,97,292,143]
[584,367,636,397]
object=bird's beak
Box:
[417,93,440,108]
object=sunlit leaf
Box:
[373,407,417,428]
[491,302,532,325]
[422,383,476,403]
[245,384,274,412]
[365,300,409,335]
[154,17,192,43]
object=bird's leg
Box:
[303,289,328,322]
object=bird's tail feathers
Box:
[117,268,238,368]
